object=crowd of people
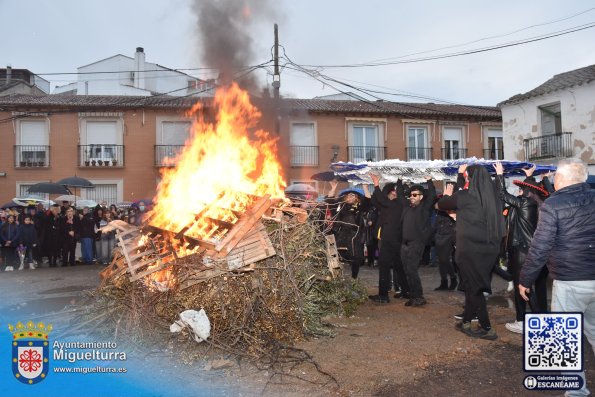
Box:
[322,157,594,395]
[0,200,149,271]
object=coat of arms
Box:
[8,320,52,385]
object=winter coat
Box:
[0,222,20,247]
[80,214,96,239]
[18,224,38,247]
[372,180,406,244]
[496,175,539,250]
[520,182,595,285]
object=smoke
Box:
[192,0,278,92]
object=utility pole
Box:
[272,23,280,100]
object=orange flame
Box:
[149,83,285,243]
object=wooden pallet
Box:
[180,221,275,290]
[114,224,177,282]
[324,234,342,278]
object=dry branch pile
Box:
[79,214,367,362]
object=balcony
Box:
[483,148,504,160]
[290,146,319,166]
[14,145,50,168]
[155,145,185,167]
[78,144,124,167]
[347,146,386,163]
[524,132,573,161]
[441,147,467,160]
[406,147,432,161]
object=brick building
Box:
[0,94,501,204]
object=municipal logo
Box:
[8,320,52,385]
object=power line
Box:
[367,6,595,64]
[292,21,595,68]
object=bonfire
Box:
[84,83,367,364]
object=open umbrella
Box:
[54,194,83,202]
[310,171,349,182]
[28,182,71,195]
[12,197,53,207]
[56,176,94,188]
[74,199,98,209]
[1,201,18,209]
[56,176,94,206]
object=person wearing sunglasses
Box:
[400,176,436,307]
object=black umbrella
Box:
[28,182,72,195]
[1,201,17,209]
[310,171,349,182]
[56,176,94,188]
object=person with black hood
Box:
[438,165,505,340]
[326,180,371,279]
[368,174,408,303]
[400,176,436,307]
[494,162,550,335]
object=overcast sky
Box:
[1,0,594,105]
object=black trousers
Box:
[509,246,549,321]
[464,289,491,329]
[378,239,408,297]
[435,237,456,281]
[62,239,77,266]
[401,241,425,299]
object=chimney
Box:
[134,47,145,90]
[6,65,12,84]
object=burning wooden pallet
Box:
[106,195,277,285]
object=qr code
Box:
[524,313,582,371]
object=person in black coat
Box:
[400,176,436,307]
[326,181,371,279]
[19,214,38,269]
[60,207,81,266]
[495,162,549,335]
[438,165,505,340]
[43,205,63,267]
[368,175,408,303]
[433,195,458,291]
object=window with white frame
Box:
[443,127,463,160]
[82,120,123,165]
[17,120,49,167]
[17,182,50,201]
[157,121,191,165]
[81,179,123,205]
[290,122,318,166]
[407,126,429,160]
[539,103,562,135]
[485,127,503,160]
[348,123,384,162]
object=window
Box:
[290,122,318,166]
[485,128,503,160]
[80,119,123,166]
[443,127,464,160]
[17,120,49,167]
[156,121,191,166]
[407,127,429,160]
[17,182,49,201]
[81,179,123,205]
[349,123,384,162]
[539,103,561,135]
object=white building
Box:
[53,47,214,97]
[499,64,595,174]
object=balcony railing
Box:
[14,145,50,168]
[154,145,185,167]
[78,144,124,167]
[441,147,467,160]
[347,146,386,163]
[290,146,319,166]
[524,132,573,161]
[483,148,504,160]
[406,147,432,161]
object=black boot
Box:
[448,276,458,290]
[434,279,449,290]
